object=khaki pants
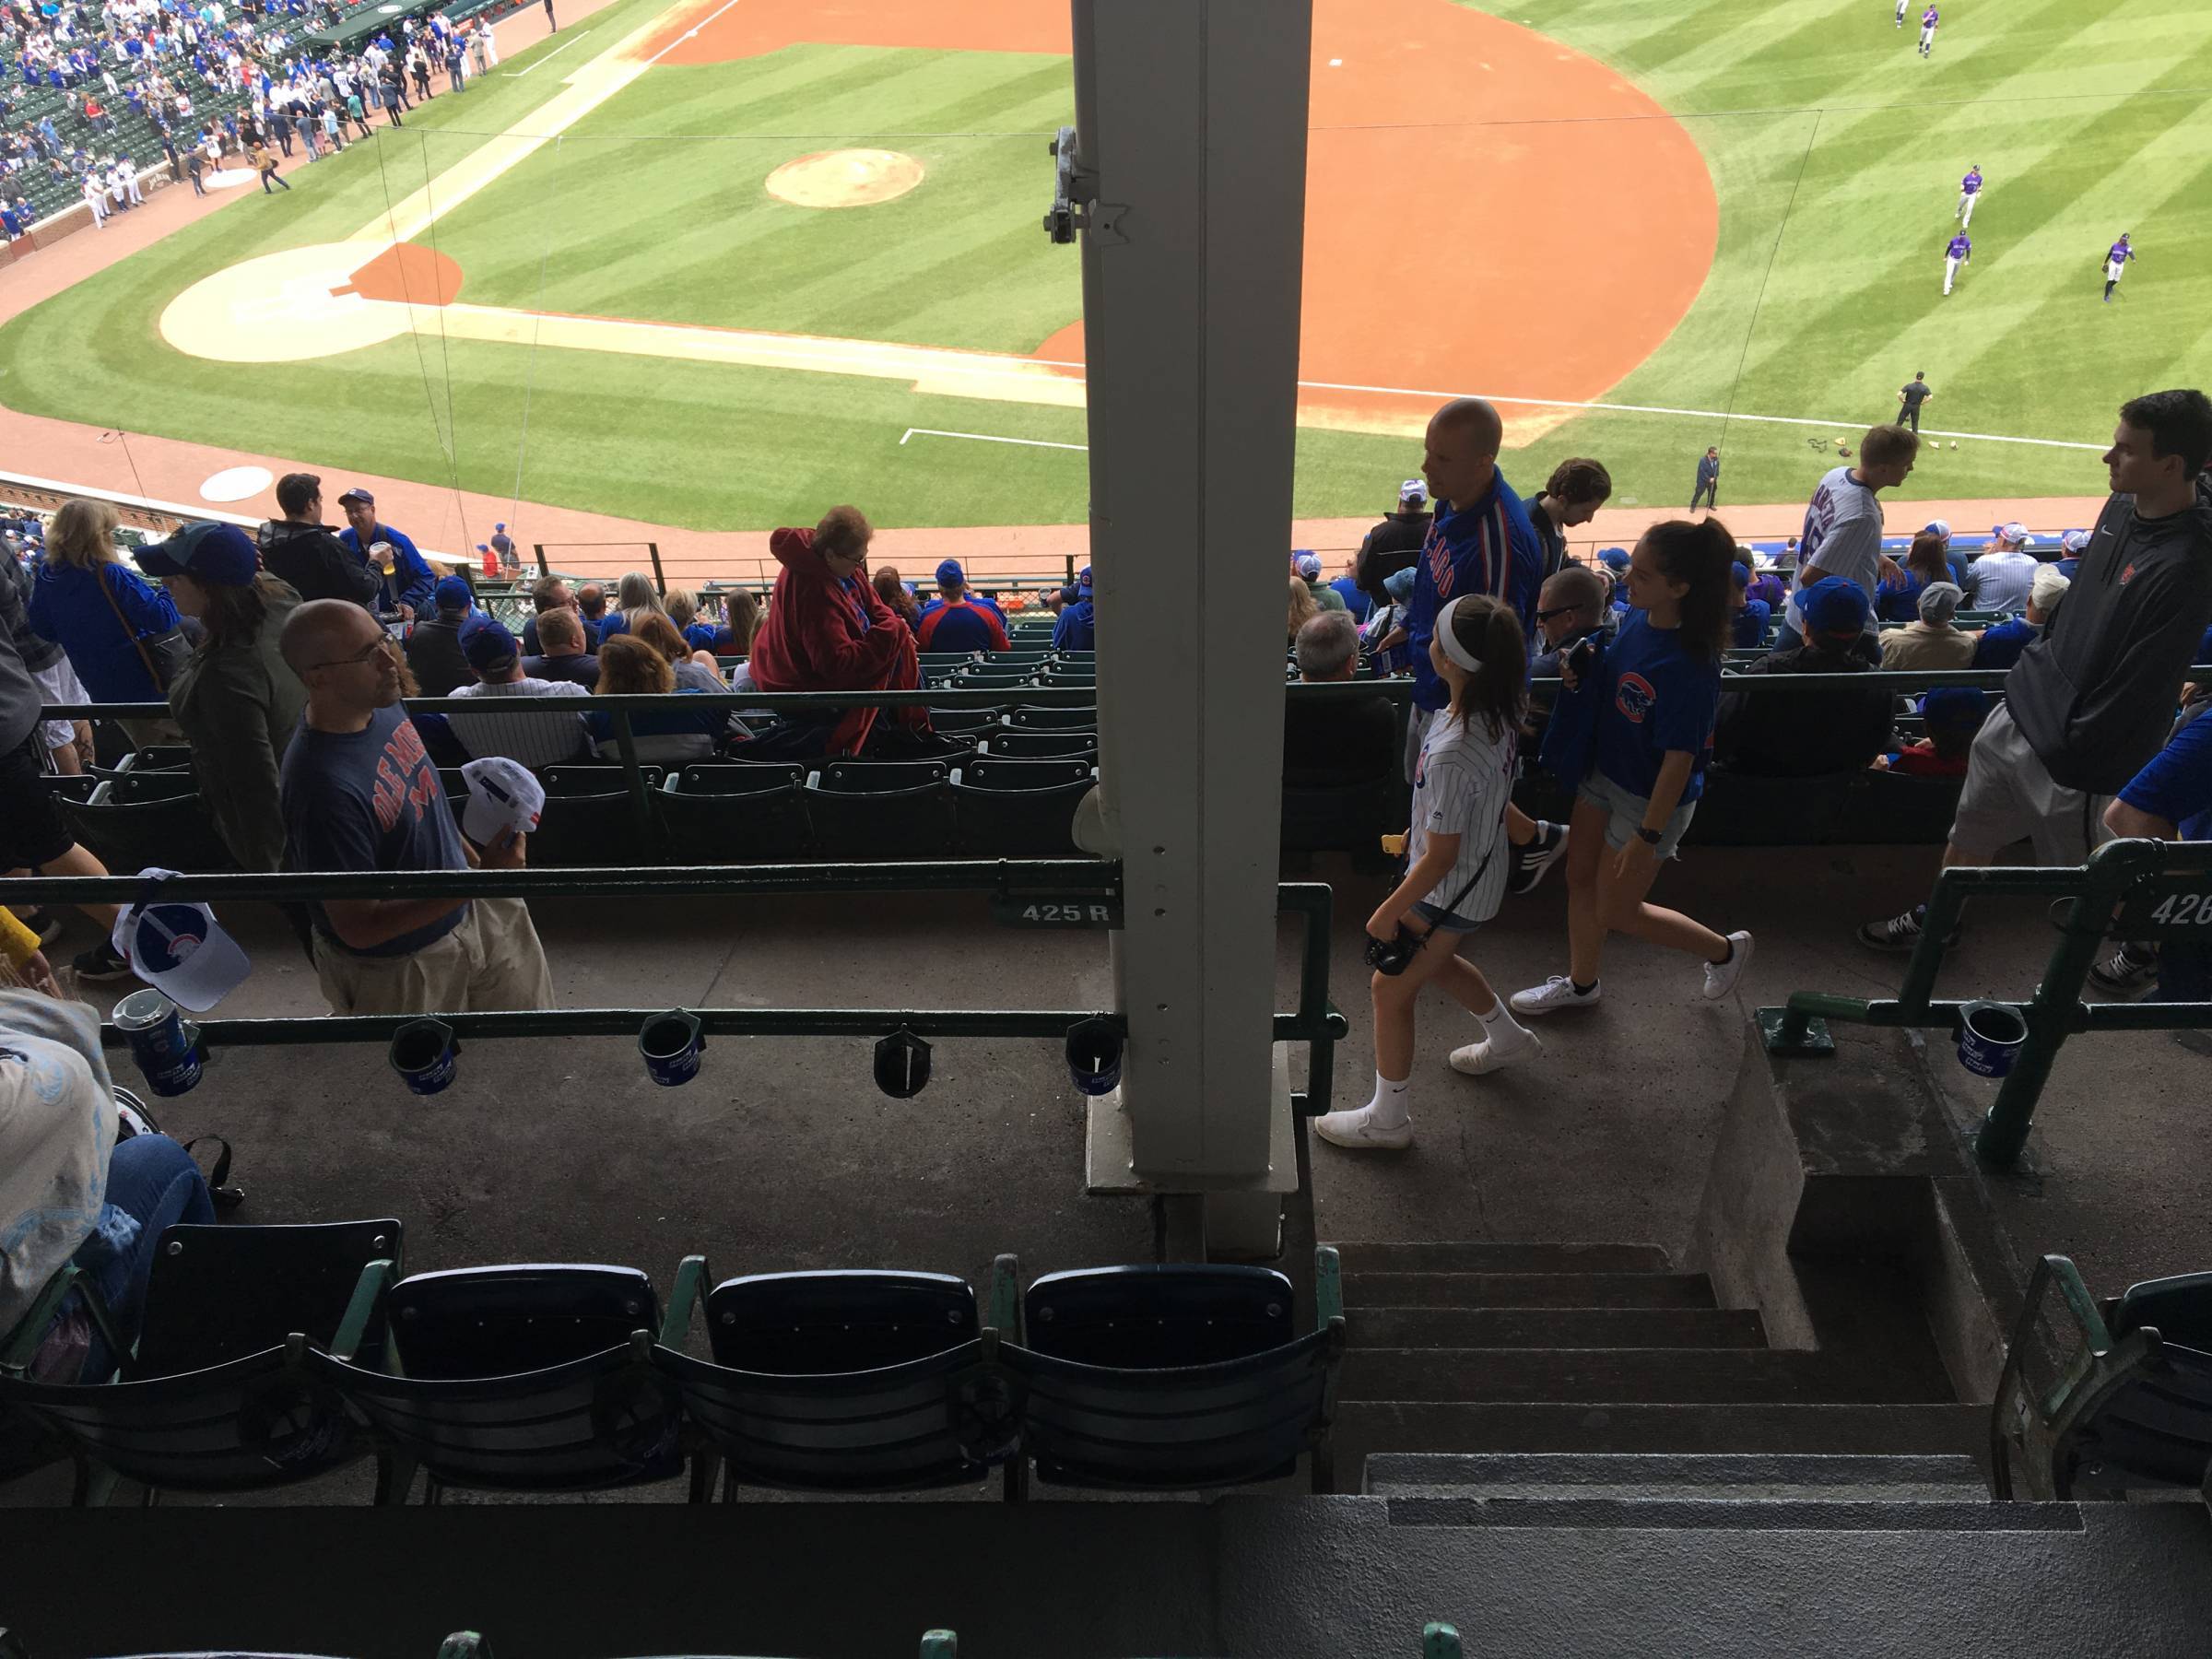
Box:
[312,898,552,1015]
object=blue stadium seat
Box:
[805,760,957,858]
[315,1265,681,1503]
[653,1258,1010,1500]
[950,759,1095,854]
[660,763,813,861]
[1001,1251,1345,1495]
[0,1220,400,1504]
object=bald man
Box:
[277,598,552,1016]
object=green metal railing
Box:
[1759,839,2212,1168]
[5,861,1347,1117]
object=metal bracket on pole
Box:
[1759,1006,1836,1058]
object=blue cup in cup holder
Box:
[1064,1017,1124,1097]
[1955,999,2028,1078]
[389,1018,458,1096]
[640,1009,705,1087]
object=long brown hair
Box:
[1641,517,1735,663]
[594,633,673,695]
[724,589,761,655]
[194,572,292,653]
[1287,573,1319,641]
[873,567,920,625]
[1905,531,1950,589]
[632,611,692,665]
[1441,594,1528,743]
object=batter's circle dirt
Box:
[642,0,1719,438]
[766,148,925,209]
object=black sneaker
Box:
[2088,942,2159,1001]
[1508,819,1569,896]
[1855,905,1962,953]
[71,938,138,982]
[15,908,64,947]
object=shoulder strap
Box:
[94,559,165,688]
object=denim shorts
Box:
[1410,900,1481,934]
[1576,771,1697,861]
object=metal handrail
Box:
[1761,839,2212,1167]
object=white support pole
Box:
[1069,0,1312,1236]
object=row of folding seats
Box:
[0,1220,1342,1506]
[660,759,1096,861]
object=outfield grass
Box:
[0,0,2206,533]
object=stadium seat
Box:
[974,732,1099,760]
[539,763,665,797]
[1832,771,1966,844]
[927,708,1000,735]
[1032,668,1095,688]
[114,744,194,773]
[653,1257,1011,1500]
[528,770,665,866]
[0,1220,400,1504]
[1687,771,1855,847]
[1000,1249,1345,1495]
[314,1264,682,1503]
[660,764,813,862]
[804,761,958,858]
[1281,763,1403,856]
[947,668,1035,690]
[1993,1255,2212,1500]
[56,772,235,873]
[950,759,1095,855]
[1003,707,1098,732]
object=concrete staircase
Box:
[1330,1240,1981,1489]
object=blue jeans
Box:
[67,1134,215,1382]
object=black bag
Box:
[97,561,192,692]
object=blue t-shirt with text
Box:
[1594,611,1721,804]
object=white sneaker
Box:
[1449,1024,1544,1076]
[1509,975,1602,1017]
[1701,931,1754,1000]
[1312,1106,1412,1150]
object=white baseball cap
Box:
[1924,519,1952,539]
[2002,521,2031,545]
[461,757,545,847]
[1399,478,1426,502]
[110,870,252,1011]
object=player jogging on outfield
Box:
[1956,166,1982,227]
[1919,6,1938,56]
[2104,234,2136,303]
[1895,0,1908,25]
[1943,231,1970,296]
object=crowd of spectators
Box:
[2,0,513,233]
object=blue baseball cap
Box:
[135,521,258,586]
[1921,686,1988,728]
[433,575,473,612]
[1596,547,1630,571]
[1382,568,1416,603]
[461,618,519,672]
[935,559,964,585]
[1801,576,1870,636]
[1730,560,1751,589]
[1077,564,1093,589]
[1293,552,1322,580]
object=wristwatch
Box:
[1636,826,1664,846]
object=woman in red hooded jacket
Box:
[748,505,930,757]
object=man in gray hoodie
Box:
[1861,388,2212,950]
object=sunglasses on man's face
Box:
[1535,605,1581,622]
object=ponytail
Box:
[1642,517,1735,662]
[1443,594,1529,743]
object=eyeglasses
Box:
[303,636,394,674]
[1535,605,1583,622]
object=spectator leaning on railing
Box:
[1861,389,2212,950]
[135,521,306,874]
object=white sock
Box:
[1366,1070,1412,1130]
[1476,998,1532,1045]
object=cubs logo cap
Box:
[110,869,252,1011]
[461,757,545,847]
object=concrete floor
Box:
[39,840,2206,1305]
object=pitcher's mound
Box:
[765,148,923,208]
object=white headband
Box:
[1435,595,1485,673]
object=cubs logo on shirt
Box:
[1616,673,1657,724]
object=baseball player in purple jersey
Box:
[1956,165,1982,227]
[1943,231,1971,295]
[1918,5,1938,55]
[2103,234,2136,303]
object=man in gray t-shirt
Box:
[1785,424,1919,638]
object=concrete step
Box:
[1340,1347,1954,1406]
[1364,1451,1988,1501]
[1342,1271,1717,1310]
[1333,1402,1989,1491]
[1349,1306,1767,1350]
[1382,1495,2078,1532]
[1328,1241,1672,1275]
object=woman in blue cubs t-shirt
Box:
[1511,518,1753,1018]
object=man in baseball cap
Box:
[1053,565,1097,651]
[2054,528,2091,578]
[401,574,477,697]
[1962,522,2039,613]
[1294,550,1347,614]
[447,618,591,768]
[334,487,438,620]
[1353,478,1435,608]
[915,557,1009,653]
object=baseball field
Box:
[0,0,2206,532]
